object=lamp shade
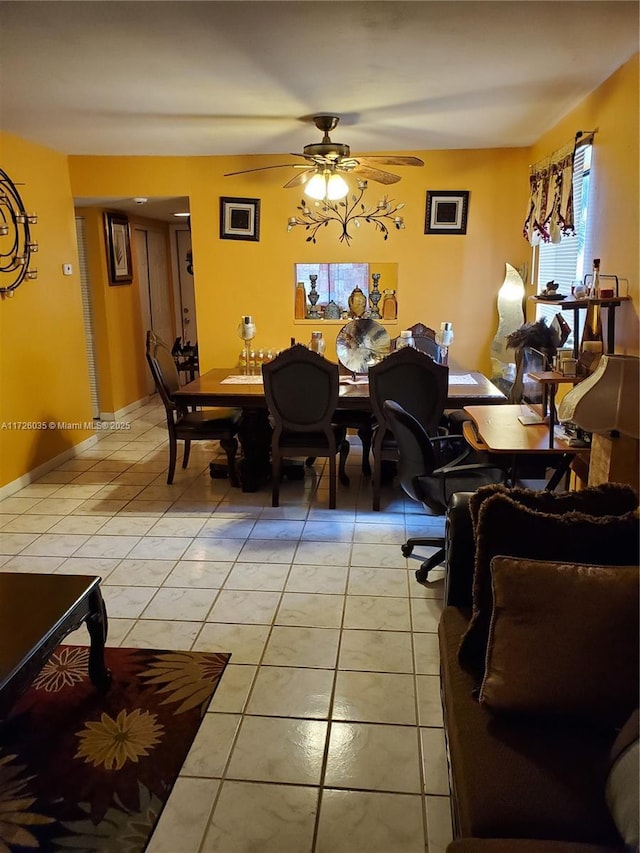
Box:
[558,354,640,439]
[304,170,349,201]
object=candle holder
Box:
[369,273,382,319]
[308,274,320,318]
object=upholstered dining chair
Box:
[383,400,505,581]
[368,346,450,511]
[262,344,350,509]
[145,330,241,485]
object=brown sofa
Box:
[439,485,639,853]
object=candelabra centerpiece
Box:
[287,181,406,245]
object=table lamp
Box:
[558,354,639,492]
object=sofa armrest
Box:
[444,491,475,607]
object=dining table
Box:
[175,366,506,491]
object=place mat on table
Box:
[221,375,264,384]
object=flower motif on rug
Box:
[33,646,90,691]
[140,650,228,714]
[0,751,55,849]
[75,708,164,771]
[54,782,163,852]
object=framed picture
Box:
[425,190,469,235]
[104,211,133,284]
[220,197,260,242]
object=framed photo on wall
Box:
[220,197,261,241]
[425,190,469,235]
[104,211,133,284]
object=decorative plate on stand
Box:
[336,319,391,373]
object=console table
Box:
[0,573,111,714]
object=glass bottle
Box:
[591,258,601,297]
[578,298,603,375]
[309,331,326,355]
[395,330,415,350]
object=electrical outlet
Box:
[62,263,73,275]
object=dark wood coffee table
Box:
[0,573,111,714]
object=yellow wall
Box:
[2,54,637,489]
[69,147,530,372]
[0,133,93,487]
[528,54,639,353]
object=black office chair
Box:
[262,345,350,509]
[146,330,241,485]
[368,347,449,511]
[383,399,506,582]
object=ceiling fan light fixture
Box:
[304,170,349,202]
[303,172,328,201]
[326,172,349,201]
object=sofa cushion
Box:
[605,709,639,848]
[440,607,622,845]
[478,557,639,727]
[457,484,639,675]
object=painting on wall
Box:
[220,197,260,242]
[424,190,469,235]
[104,211,133,284]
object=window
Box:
[535,143,593,348]
[295,262,370,313]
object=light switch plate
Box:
[62,263,73,275]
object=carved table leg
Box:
[86,588,112,692]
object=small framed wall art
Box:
[424,190,469,235]
[104,211,133,284]
[220,197,261,241]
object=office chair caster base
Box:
[414,548,446,585]
[401,544,414,557]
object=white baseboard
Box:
[0,396,155,500]
[0,434,98,501]
[100,395,152,422]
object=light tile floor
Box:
[0,400,453,853]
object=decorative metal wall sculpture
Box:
[287,181,405,245]
[0,167,38,297]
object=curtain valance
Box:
[523,131,594,246]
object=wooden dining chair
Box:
[262,345,350,508]
[145,331,242,485]
[391,322,441,361]
[368,347,449,510]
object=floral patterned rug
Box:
[0,645,230,852]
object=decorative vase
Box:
[382,289,397,320]
[348,285,367,318]
[325,299,340,320]
[295,281,307,319]
[369,273,382,319]
[308,275,320,319]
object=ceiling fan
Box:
[224,115,424,199]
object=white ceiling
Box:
[1,1,638,158]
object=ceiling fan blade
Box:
[283,170,314,189]
[224,163,305,177]
[358,156,424,167]
[351,165,401,184]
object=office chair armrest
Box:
[433,461,505,477]
[429,434,470,468]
